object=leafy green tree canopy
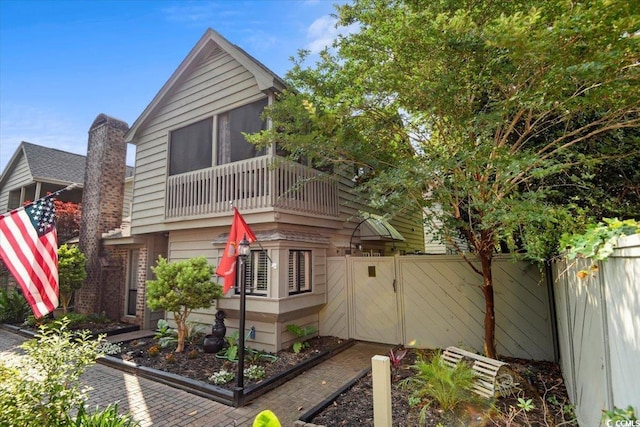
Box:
[146,256,221,352]
[250,0,639,357]
[57,244,87,314]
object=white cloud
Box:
[305,14,358,53]
[306,15,339,53]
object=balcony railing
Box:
[165,156,339,219]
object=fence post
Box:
[371,355,392,427]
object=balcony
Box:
[165,156,340,219]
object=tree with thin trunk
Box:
[146,256,222,352]
[57,244,86,314]
[249,0,640,357]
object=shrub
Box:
[389,348,408,368]
[57,244,87,314]
[146,256,222,352]
[0,319,107,426]
[186,321,206,346]
[59,312,89,328]
[217,330,240,361]
[209,369,235,385]
[603,406,638,422]
[244,364,266,381]
[246,348,278,364]
[0,288,30,323]
[147,345,160,357]
[286,324,317,353]
[98,341,122,356]
[73,402,139,427]
[153,319,178,349]
[400,350,479,419]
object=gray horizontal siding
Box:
[0,153,32,212]
[131,44,266,235]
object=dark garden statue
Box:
[203,310,227,353]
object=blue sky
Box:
[0,0,346,172]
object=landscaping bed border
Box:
[2,322,357,408]
[100,338,356,407]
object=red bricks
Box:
[76,114,128,315]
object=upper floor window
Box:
[289,250,311,294]
[169,118,213,175]
[217,98,268,165]
[168,98,268,176]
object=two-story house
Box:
[89,28,426,352]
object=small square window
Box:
[288,250,311,294]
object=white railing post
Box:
[371,355,392,427]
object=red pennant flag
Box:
[0,196,59,318]
[216,208,256,295]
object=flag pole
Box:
[50,182,81,198]
[0,183,81,219]
[235,235,251,406]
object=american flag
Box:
[0,195,59,318]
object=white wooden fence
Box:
[320,254,555,361]
[554,234,640,427]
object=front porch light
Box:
[238,235,251,257]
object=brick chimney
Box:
[76,114,129,314]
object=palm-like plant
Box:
[401,350,479,419]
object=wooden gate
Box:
[322,255,555,361]
[350,257,401,344]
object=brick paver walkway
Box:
[0,327,390,426]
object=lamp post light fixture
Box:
[235,235,250,401]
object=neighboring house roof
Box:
[23,142,87,184]
[125,28,286,145]
[0,141,134,188]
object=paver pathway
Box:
[0,327,390,426]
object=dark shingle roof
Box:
[19,142,134,183]
[22,142,87,183]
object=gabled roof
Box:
[22,142,87,184]
[125,28,286,144]
[0,141,134,188]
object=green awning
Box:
[360,214,405,241]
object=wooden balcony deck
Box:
[165,156,339,219]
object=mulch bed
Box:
[113,335,345,391]
[310,349,578,427]
[37,319,576,426]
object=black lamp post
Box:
[235,235,250,401]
